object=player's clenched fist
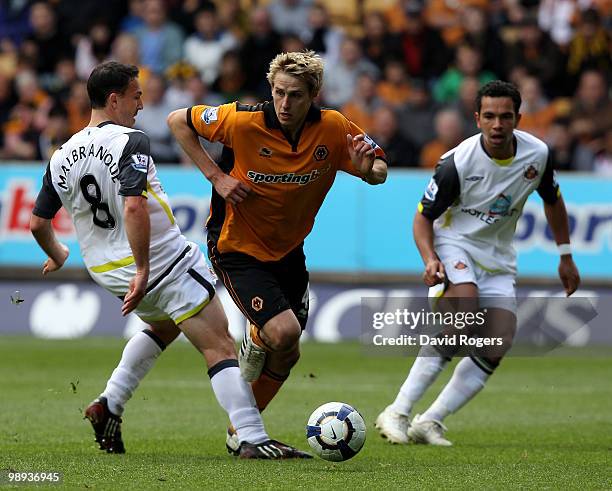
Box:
[423,259,445,287]
[212,173,251,205]
[346,133,375,176]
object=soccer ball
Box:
[306,402,366,461]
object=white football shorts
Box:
[91,241,217,324]
[429,243,516,313]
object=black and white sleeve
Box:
[536,148,560,204]
[32,164,63,219]
[418,153,460,221]
[117,131,150,197]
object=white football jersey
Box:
[33,122,186,281]
[419,130,559,275]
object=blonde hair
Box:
[266,50,324,97]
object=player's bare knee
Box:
[148,320,181,346]
[261,319,301,352]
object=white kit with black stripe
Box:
[419,130,560,275]
[33,121,185,284]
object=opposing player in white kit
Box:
[376,81,581,446]
[29,61,310,459]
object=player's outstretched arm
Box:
[122,195,150,316]
[346,134,387,184]
[543,196,580,296]
[30,215,69,275]
[413,211,445,287]
[167,109,250,205]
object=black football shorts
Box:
[208,242,310,330]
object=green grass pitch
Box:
[1,336,610,489]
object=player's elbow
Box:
[124,196,148,216]
[167,109,185,134]
[29,214,49,235]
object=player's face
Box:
[114,78,144,127]
[476,96,521,157]
[271,72,314,135]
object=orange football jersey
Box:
[188,101,385,261]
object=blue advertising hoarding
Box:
[0,164,610,280]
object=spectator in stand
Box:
[132,0,184,74]
[420,108,464,168]
[65,80,91,134]
[566,8,611,91]
[239,7,282,100]
[384,0,414,33]
[165,62,204,108]
[370,105,419,167]
[21,2,74,77]
[75,20,115,80]
[322,37,378,108]
[120,0,146,33]
[591,129,612,175]
[13,69,52,128]
[341,71,383,134]
[217,0,250,43]
[461,6,506,79]
[377,59,413,109]
[568,70,612,149]
[3,103,40,160]
[450,76,480,138]
[111,33,151,89]
[170,0,215,36]
[396,2,450,81]
[546,117,595,171]
[433,43,495,104]
[212,49,247,103]
[0,71,17,124]
[267,0,312,38]
[281,34,306,54]
[184,73,224,107]
[39,103,71,161]
[538,0,577,47]
[304,3,343,66]
[0,0,32,46]
[505,15,565,97]
[397,80,440,154]
[360,10,403,72]
[0,37,19,76]
[423,0,489,48]
[0,73,18,157]
[184,4,239,85]
[43,56,77,103]
[517,75,562,140]
[135,73,180,163]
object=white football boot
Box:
[239,324,267,382]
[226,427,240,456]
[407,414,452,446]
[375,405,410,444]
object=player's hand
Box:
[346,134,375,177]
[212,173,251,205]
[42,244,69,275]
[559,255,580,296]
[423,259,445,287]
[122,270,148,316]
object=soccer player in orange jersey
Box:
[168,50,387,453]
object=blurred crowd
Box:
[0,0,610,173]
